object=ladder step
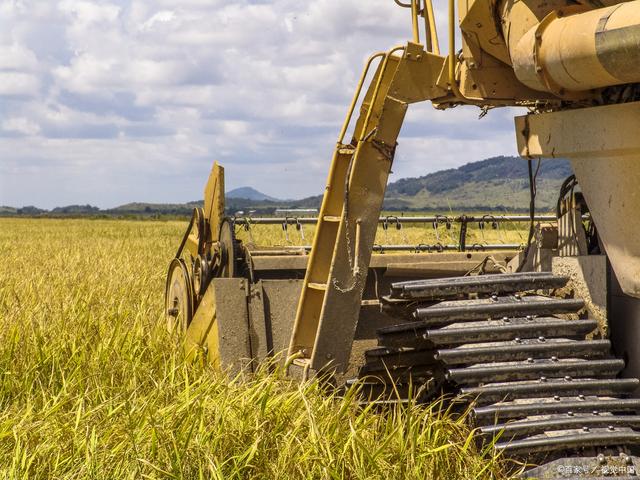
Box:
[337,147,356,155]
[323,216,342,222]
[307,282,328,291]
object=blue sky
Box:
[0,0,522,209]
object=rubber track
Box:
[353,272,640,475]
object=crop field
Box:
[0,218,523,479]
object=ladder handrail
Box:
[359,46,406,143]
[338,52,386,144]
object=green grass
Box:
[0,218,514,479]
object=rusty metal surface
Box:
[481,414,640,439]
[413,295,584,323]
[474,398,640,422]
[448,358,625,384]
[436,340,612,365]
[424,318,598,346]
[496,430,640,455]
[390,272,569,300]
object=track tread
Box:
[352,272,640,474]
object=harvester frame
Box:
[165,0,640,476]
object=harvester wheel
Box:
[217,218,238,278]
[165,258,194,333]
[192,254,210,297]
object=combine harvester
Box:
[166,0,640,476]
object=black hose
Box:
[517,159,540,272]
[556,174,578,218]
[175,208,197,259]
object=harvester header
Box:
[166,0,640,476]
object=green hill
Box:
[383,156,572,211]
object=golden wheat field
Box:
[0,217,521,479]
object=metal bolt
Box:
[564,376,572,381]
[583,426,590,432]
[538,336,546,342]
[578,394,585,400]
[527,357,534,363]
[597,454,606,465]
[540,376,547,382]
[536,66,543,73]
[593,410,599,415]
[514,294,522,300]
[554,395,561,401]
[515,337,522,343]
[608,425,615,431]
[526,315,533,321]
[551,356,558,362]
[567,411,574,416]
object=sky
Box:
[0,0,523,209]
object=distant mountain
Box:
[1,156,574,216]
[227,187,279,202]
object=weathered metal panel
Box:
[261,279,303,358]
[516,102,640,300]
[255,279,409,378]
[247,281,269,364]
[212,278,251,375]
[610,265,640,385]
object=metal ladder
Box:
[287,42,446,374]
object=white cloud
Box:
[0,43,38,70]
[2,117,40,135]
[0,0,519,209]
[0,72,40,96]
